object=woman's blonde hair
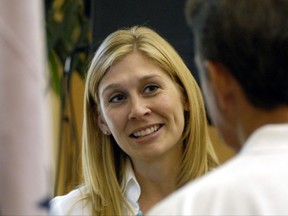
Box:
[81,25,218,215]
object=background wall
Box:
[91,0,199,83]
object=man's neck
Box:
[238,105,288,148]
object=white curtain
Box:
[0,0,52,215]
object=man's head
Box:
[186,0,288,150]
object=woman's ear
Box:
[184,99,190,111]
[181,92,190,111]
[97,114,111,135]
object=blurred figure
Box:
[0,0,51,215]
[148,0,288,215]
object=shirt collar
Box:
[241,123,288,154]
[122,158,141,214]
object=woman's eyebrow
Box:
[101,83,121,96]
[101,74,162,96]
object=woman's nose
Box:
[128,97,151,120]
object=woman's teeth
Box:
[133,125,160,138]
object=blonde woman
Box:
[50,26,218,215]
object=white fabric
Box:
[49,159,141,215]
[148,124,288,215]
[122,159,141,212]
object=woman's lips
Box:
[130,124,162,138]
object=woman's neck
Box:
[132,158,180,213]
[137,177,176,214]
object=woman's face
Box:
[97,51,187,164]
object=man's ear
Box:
[205,60,236,111]
[97,114,111,135]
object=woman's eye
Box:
[144,84,159,94]
[109,94,126,103]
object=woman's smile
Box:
[130,124,162,138]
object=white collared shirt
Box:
[49,159,141,215]
[122,159,141,215]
